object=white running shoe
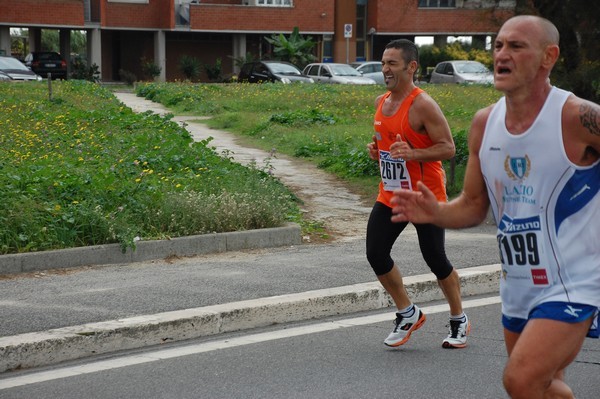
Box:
[442,315,471,349]
[384,308,426,347]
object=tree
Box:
[524,0,600,101]
[264,27,316,69]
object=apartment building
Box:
[0,0,516,82]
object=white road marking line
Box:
[0,296,501,390]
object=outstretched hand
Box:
[390,181,440,223]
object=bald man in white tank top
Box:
[389,15,600,399]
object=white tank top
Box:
[479,86,600,319]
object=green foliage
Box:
[230,52,256,69]
[134,82,502,199]
[532,0,600,102]
[179,55,202,81]
[141,57,162,80]
[270,109,336,126]
[552,59,600,103]
[204,58,223,82]
[119,69,137,86]
[71,55,100,82]
[0,81,299,254]
[264,27,316,69]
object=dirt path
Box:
[114,92,373,243]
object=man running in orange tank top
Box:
[366,39,469,348]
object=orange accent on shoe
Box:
[384,313,427,347]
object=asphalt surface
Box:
[0,91,502,373]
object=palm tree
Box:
[264,27,316,69]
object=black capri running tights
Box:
[366,201,454,280]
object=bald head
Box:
[501,15,559,47]
[493,14,561,87]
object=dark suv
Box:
[238,61,314,84]
[24,51,68,80]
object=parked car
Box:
[302,63,377,85]
[429,60,493,84]
[238,61,314,84]
[350,61,384,84]
[24,51,68,80]
[0,56,42,82]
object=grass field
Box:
[136,81,502,199]
[0,81,300,254]
[0,80,501,254]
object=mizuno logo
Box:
[564,305,583,318]
[570,184,591,201]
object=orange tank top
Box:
[373,87,448,207]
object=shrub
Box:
[179,55,202,81]
[119,69,137,85]
[204,58,223,82]
[70,55,100,82]
[141,57,162,81]
[0,81,299,253]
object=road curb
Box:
[0,264,500,373]
[0,224,301,275]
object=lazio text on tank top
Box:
[480,86,600,319]
[373,88,447,207]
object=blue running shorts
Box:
[502,301,599,338]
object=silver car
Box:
[0,56,42,81]
[350,61,384,84]
[429,60,493,84]
[302,63,377,85]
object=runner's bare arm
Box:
[563,96,600,166]
[391,107,492,228]
[367,94,386,160]
[401,93,455,162]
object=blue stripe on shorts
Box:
[502,301,599,338]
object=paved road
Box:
[1,299,599,399]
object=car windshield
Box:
[269,63,301,75]
[329,64,361,76]
[0,57,29,71]
[455,62,489,74]
[37,53,62,61]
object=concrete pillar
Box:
[232,34,246,75]
[29,28,41,52]
[88,28,102,80]
[434,35,447,48]
[154,30,166,82]
[59,29,71,78]
[471,35,487,50]
[0,26,10,56]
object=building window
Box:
[418,0,456,7]
[257,0,293,6]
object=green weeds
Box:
[136,82,501,198]
[0,81,299,254]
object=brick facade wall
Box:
[103,0,173,29]
[190,1,334,33]
[371,0,512,34]
[0,0,516,81]
[0,0,84,27]
[0,0,510,35]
